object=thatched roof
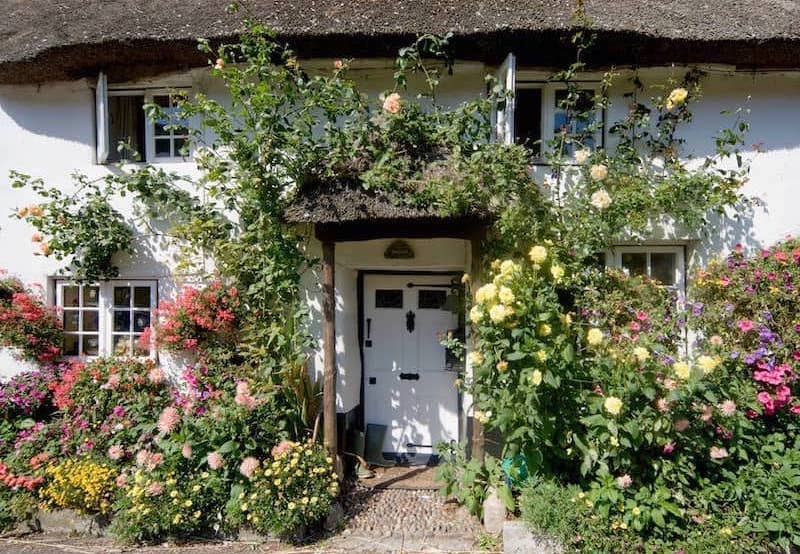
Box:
[3,1,800,84]
[284,182,490,225]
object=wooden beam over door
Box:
[321,241,337,457]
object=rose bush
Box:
[0,271,62,363]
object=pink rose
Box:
[107,445,124,461]
[382,92,402,114]
[616,474,633,489]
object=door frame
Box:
[357,270,465,446]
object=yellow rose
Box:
[633,347,650,363]
[536,350,548,362]
[475,283,498,304]
[489,304,508,323]
[697,355,719,374]
[499,259,519,276]
[467,351,484,366]
[469,305,483,324]
[609,436,619,447]
[538,323,552,337]
[666,87,688,110]
[529,245,548,264]
[496,360,508,372]
[587,328,604,346]
[672,361,691,380]
[498,286,515,304]
[590,164,608,181]
[531,369,543,386]
[550,264,565,282]
[604,396,623,416]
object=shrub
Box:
[40,458,117,514]
[232,440,337,536]
[0,272,62,363]
[111,467,229,543]
[0,365,59,420]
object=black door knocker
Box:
[405,310,415,333]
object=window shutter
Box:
[95,72,109,164]
[493,53,516,144]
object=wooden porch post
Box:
[470,231,485,462]
[322,241,337,458]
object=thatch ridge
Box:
[3,0,800,84]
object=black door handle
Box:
[399,372,420,381]
[406,310,415,333]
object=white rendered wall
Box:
[1,62,800,395]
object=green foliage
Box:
[435,444,513,518]
[0,272,62,363]
[10,172,133,281]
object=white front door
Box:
[363,274,461,459]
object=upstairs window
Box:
[95,72,190,164]
[494,54,604,159]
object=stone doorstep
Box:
[502,520,565,554]
[26,509,110,537]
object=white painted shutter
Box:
[494,53,516,144]
[95,72,109,163]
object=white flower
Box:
[475,283,498,304]
[589,164,608,181]
[666,87,688,110]
[589,189,612,210]
[489,304,509,323]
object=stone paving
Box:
[0,472,489,554]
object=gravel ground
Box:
[0,483,487,554]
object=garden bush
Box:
[0,271,62,363]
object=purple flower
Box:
[692,302,704,315]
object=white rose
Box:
[590,164,608,181]
[590,189,612,210]
[574,149,591,164]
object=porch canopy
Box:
[284,182,491,460]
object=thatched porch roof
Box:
[3,1,800,84]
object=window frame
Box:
[514,80,605,162]
[97,80,192,164]
[604,245,686,300]
[55,280,158,359]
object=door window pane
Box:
[63,286,80,307]
[63,310,79,332]
[114,286,131,307]
[133,287,151,308]
[83,311,99,332]
[418,290,447,310]
[375,289,403,309]
[114,311,131,332]
[82,335,99,357]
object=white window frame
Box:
[605,245,686,301]
[95,72,191,164]
[493,55,605,161]
[55,280,158,358]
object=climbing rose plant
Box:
[0,271,62,363]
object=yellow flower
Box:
[170,490,179,498]
[288,502,297,510]
[719,527,733,537]
[587,328,604,346]
[590,164,608,181]
[633,347,649,363]
[632,506,641,516]
[673,361,691,380]
[609,436,619,447]
[489,304,509,323]
[531,370,543,386]
[529,246,548,264]
[469,305,483,324]
[498,286,515,304]
[468,351,484,366]
[538,323,552,337]
[666,87,688,110]
[496,360,508,372]
[604,396,623,416]
[475,283,498,304]
[536,350,548,362]
[499,259,519,276]
[697,355,719,374]
[461,273,470,284]
[550,264,565,282]
[184,499,192,507]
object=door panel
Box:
[363,274,460,458]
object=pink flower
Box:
[382,92,402,114]
[791,405,800,415]
[663,442,675,455]
[182,442,193,459]
[235,381,258,410]
[635,311,649,322]
[700,404,714,423]
[630,321,641,332]
[616,474,633,489]
[775,251,789,263]
[239,456,260,478]
[719,400,737,417]
[207,451,224,470]
[107,445,124,461]
[710,446,729,460]
[146,481,164,496]
[135,450,149,466]
[157,406,180,434]
[709,335,723,346]
[656,398,670,412]
[148,366,165,384]
[115,474,128,488]
[737,320,754,333]
[776,385,792,402]
[135,450,163,471]
[674,419,690,432]
[102,374,120,390]
[271,440,294,458]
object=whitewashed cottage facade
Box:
[1,1,799,461]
